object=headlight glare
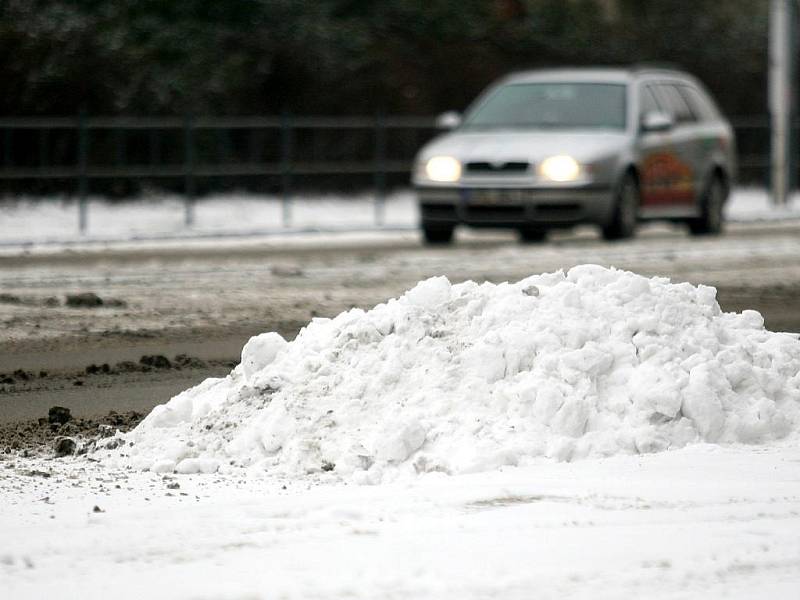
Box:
[539,155,581,182]
[425,156,461,182]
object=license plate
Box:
[470,189,523,205]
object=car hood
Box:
[418,129,629,164]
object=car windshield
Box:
[462,82,627,131]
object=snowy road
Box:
[2,219,800,422]
[2,443,799,599]
[3,219,800,349]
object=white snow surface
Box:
[103,266,800,481]
[5,443,800,600]
[1,186,798,246]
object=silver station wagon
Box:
[413,66,736,243]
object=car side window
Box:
[653,84,696,124]
[639,85,662,118]
[677,85,718,122]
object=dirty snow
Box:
[101,266,800,482]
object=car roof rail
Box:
[629,61,686,74]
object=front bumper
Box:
[417,186,615,229]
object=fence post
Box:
[149,129,161,165]
[77,109,89,235]
[184,114,195,227]
[374,111,386,227]
[3,128,10,166]
[115,129,126,166]
[38,129,48,168]
[280,110,293,228]
[248,128,261,163]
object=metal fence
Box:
[0,114,438,233]
[0,114,791,235]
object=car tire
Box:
[688,175,725,236]
[602,172,639,241]
[518,226,547,244]
[422,223,455,244]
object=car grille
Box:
[534,203,581,218]
[465,205,525,220]
[465,161,530,174]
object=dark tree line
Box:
[1,0,771,117]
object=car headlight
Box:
[539,155,581,182]
[425,156,462,182]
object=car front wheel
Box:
[422,223,455,244]
[518,226,547,244]
[602,173,639,241]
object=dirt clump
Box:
[64,292,127,308]
[65,292,104,308]
[13,369,33,381]
[48,406,72,425]
[113,360,141,373]
[0,410,145,457]
[174,353,207,369]
[54,436,77,456]
[85,363,111,375]
[139,355,171,369]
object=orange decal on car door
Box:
[641,152,694,205]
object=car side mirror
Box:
[436,111,462,130]
[641,111,674,133]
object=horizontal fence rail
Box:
[0,114,441,232]
[0,161,414,179]
[0,114,793,235]
[0,115,437,129]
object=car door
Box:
[649,82,700,207]
[677,83,729,192]
[637,83,681,208]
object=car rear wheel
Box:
[688,175,725,236]
[602,172,638,241]
[422,223,455,244]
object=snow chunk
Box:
[403,275,451,309]
[241,332,288,379]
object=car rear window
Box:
[462,82,627,131]
[652,84,696,124]
[677,85,720,121]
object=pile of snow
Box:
[102,266,800,482]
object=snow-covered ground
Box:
[0,191,418,246]
[3,266,800,599]
[1,187,799,246]
[2,443,800,599]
